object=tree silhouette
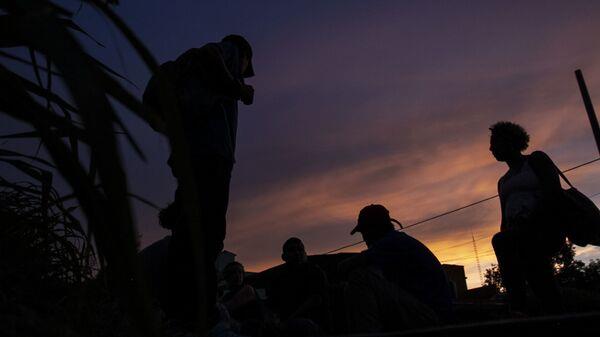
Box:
[484,242,600,294]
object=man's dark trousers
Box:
[167,155,233,328]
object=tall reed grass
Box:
[0,0,206,335]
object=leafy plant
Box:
[0,0,168,335]
[0,0,216,333]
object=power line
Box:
[440,250,496,264]
[432,235,493,254]
[562,157,600,173]
[441,249,495,261]
[323,157,600,255]
[440,251,496,263]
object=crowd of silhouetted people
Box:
[140,34,578,336]
[141,204,454,337]
[217,218,454,336]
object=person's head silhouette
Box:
[223,261,245,289]
[221,34,254,78]
[489,121,530,162]
[281,237,307,266]
[351,204,402,247]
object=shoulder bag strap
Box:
[528,153,574,189]
[551,161,574,189]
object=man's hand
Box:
[240,83,254,105]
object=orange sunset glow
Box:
[4,1,597,290]
[6,2,600,336]
[95,1,600,289]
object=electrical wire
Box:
[323,157,600,254]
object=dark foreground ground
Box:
[336,311,600,337]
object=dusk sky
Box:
[3,1,600,288]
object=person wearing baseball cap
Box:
[350,204,404,246]
[340,204,453,333]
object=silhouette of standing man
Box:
[145,34,254,331]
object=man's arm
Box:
[498,178,507,231]
[529,151,563,196]
[176,45,253,103]
[288,295,322,320]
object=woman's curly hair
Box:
[490,121,530,152]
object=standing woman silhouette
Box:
[489,121,566,314]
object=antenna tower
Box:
[472,233,483,285]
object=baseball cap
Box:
[222,34,255,78]
[350,204,403,235]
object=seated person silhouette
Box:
[339,204,452,333]
[220,262,262,322]
[138,202,179,313]
[267,238,329,331]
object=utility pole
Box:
[575,69,600,156]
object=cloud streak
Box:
[105,1,600,288]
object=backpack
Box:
[553,164,600,247]
[142,61,178,134]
